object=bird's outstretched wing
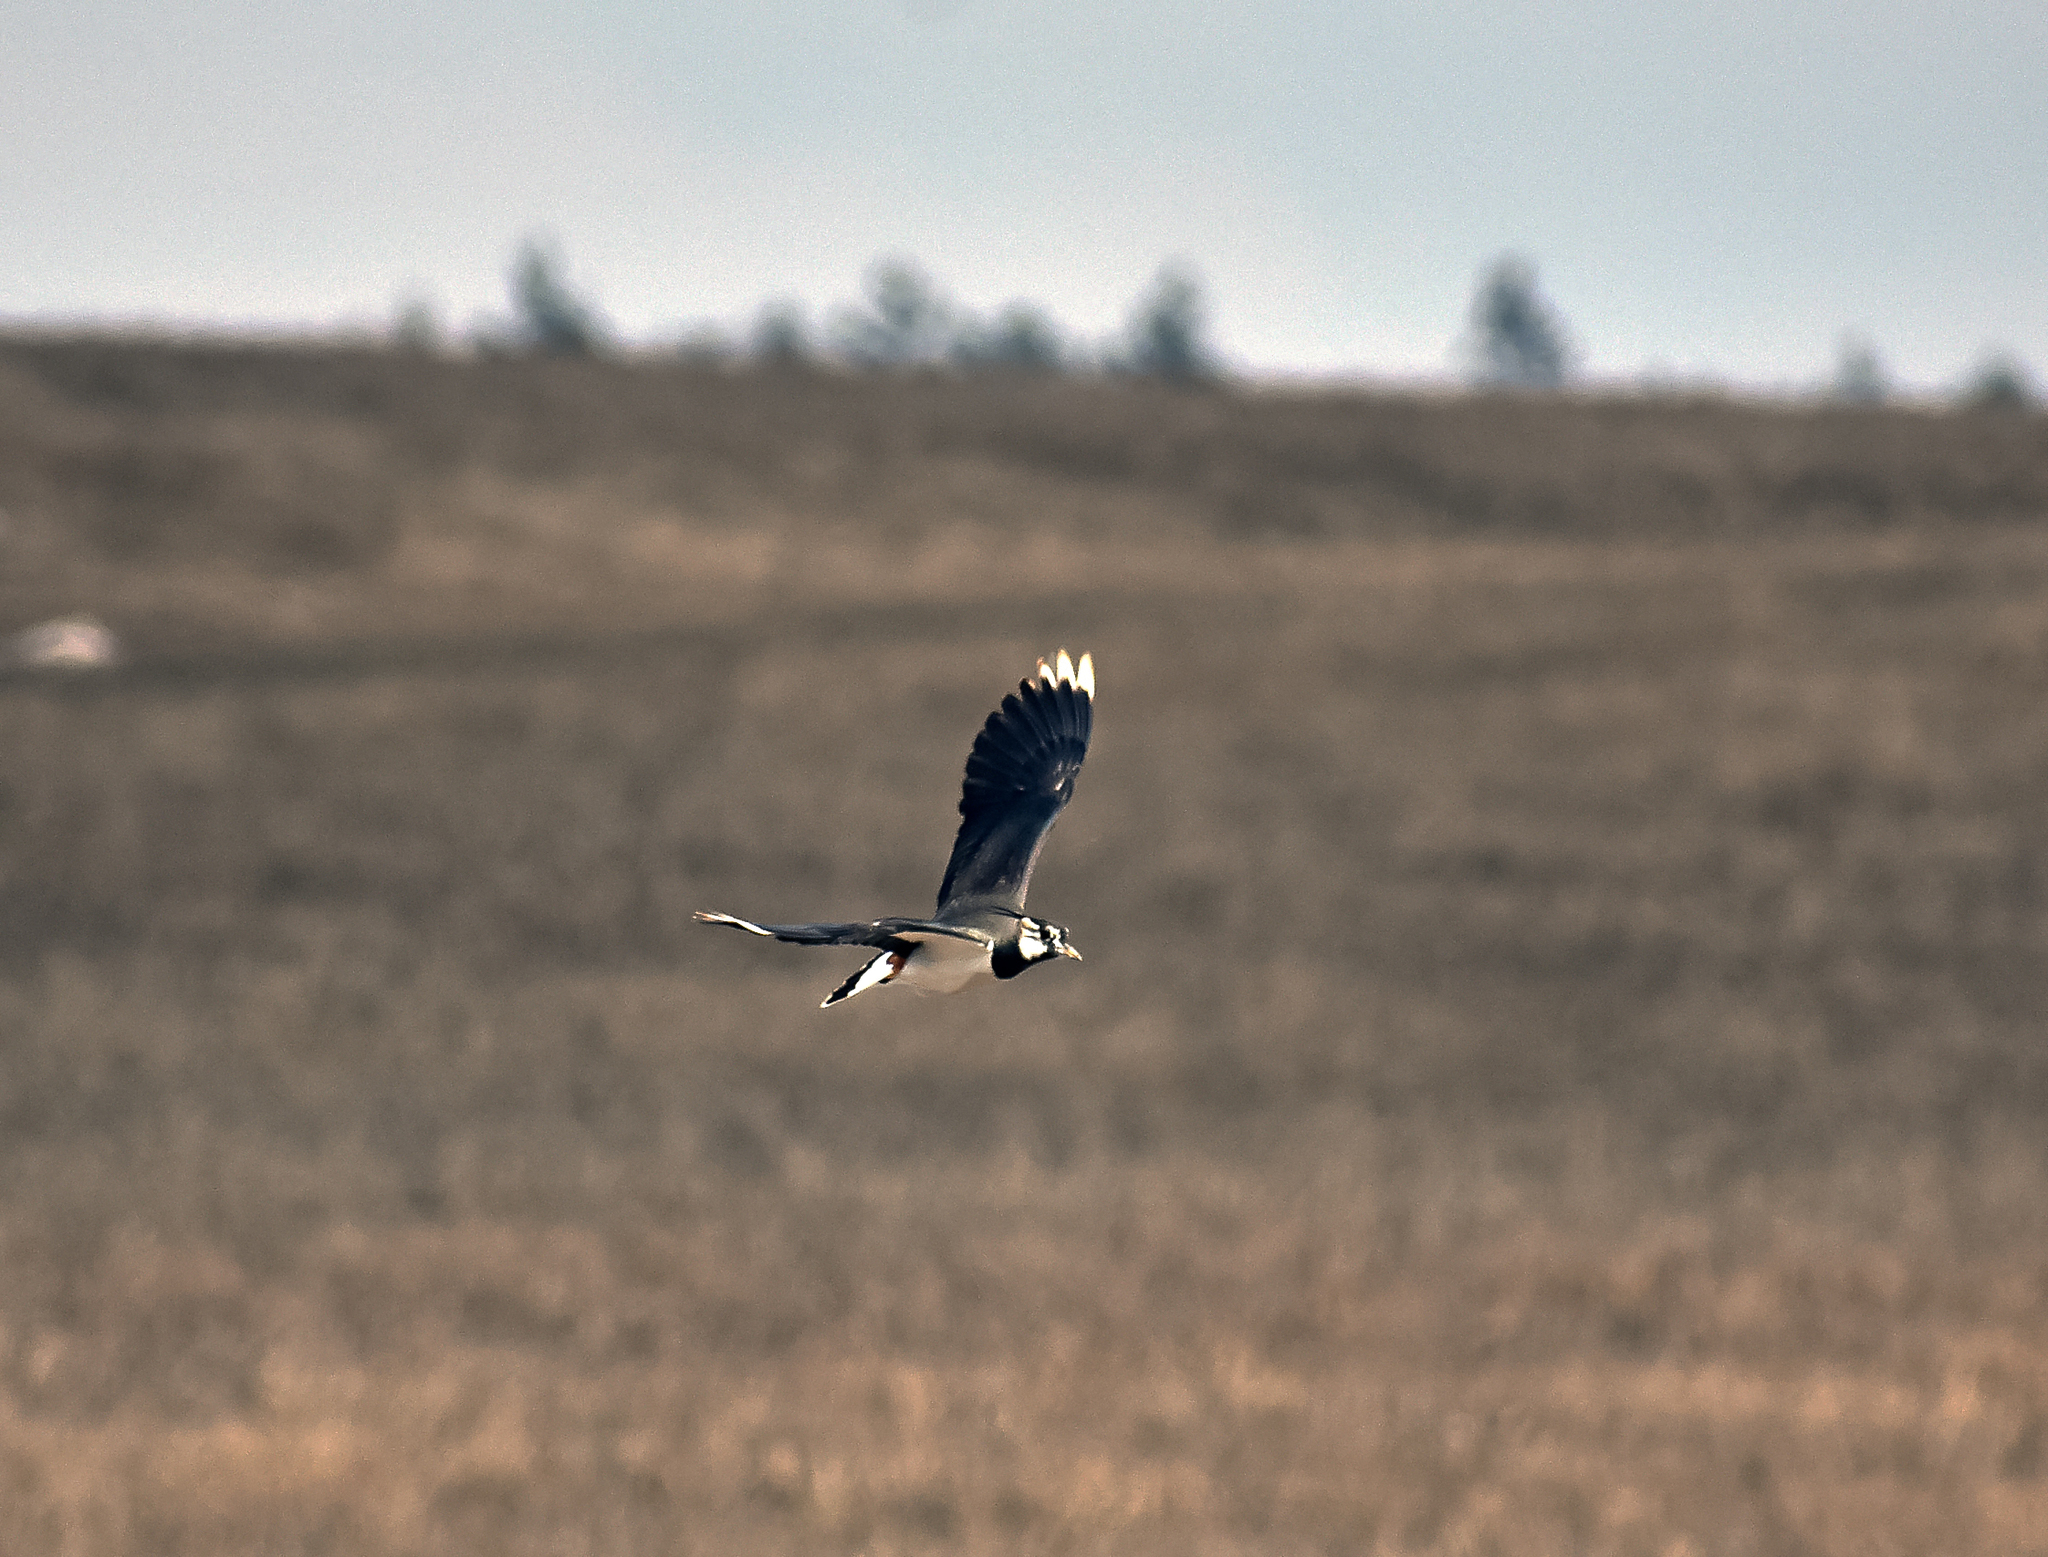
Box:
[693,910,990,951]
[936,649,1094,914]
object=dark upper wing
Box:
[936,650,1094,913]
[693,911,990,950]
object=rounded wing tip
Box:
[1033,648,1096,699]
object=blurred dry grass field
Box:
[2,336,2048,1554]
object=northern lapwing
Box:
[695,649,1095,1007]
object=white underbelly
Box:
[897,935,995,995]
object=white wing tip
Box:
[693,910,775,938]
[1036,648,1094,698]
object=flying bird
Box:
[695,649,1095,1007]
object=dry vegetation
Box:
[2,336,2048,1554]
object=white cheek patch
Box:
[1017,925,1047,960]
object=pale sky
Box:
[6,0,2043,389]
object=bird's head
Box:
[1015,916,1083,966]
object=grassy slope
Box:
[2,338,2048,1553]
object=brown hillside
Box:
[2,336,2047,1554]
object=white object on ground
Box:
[5,616,123,669]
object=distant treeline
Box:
[397,237,2039,410]
[400,242,1220,387]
